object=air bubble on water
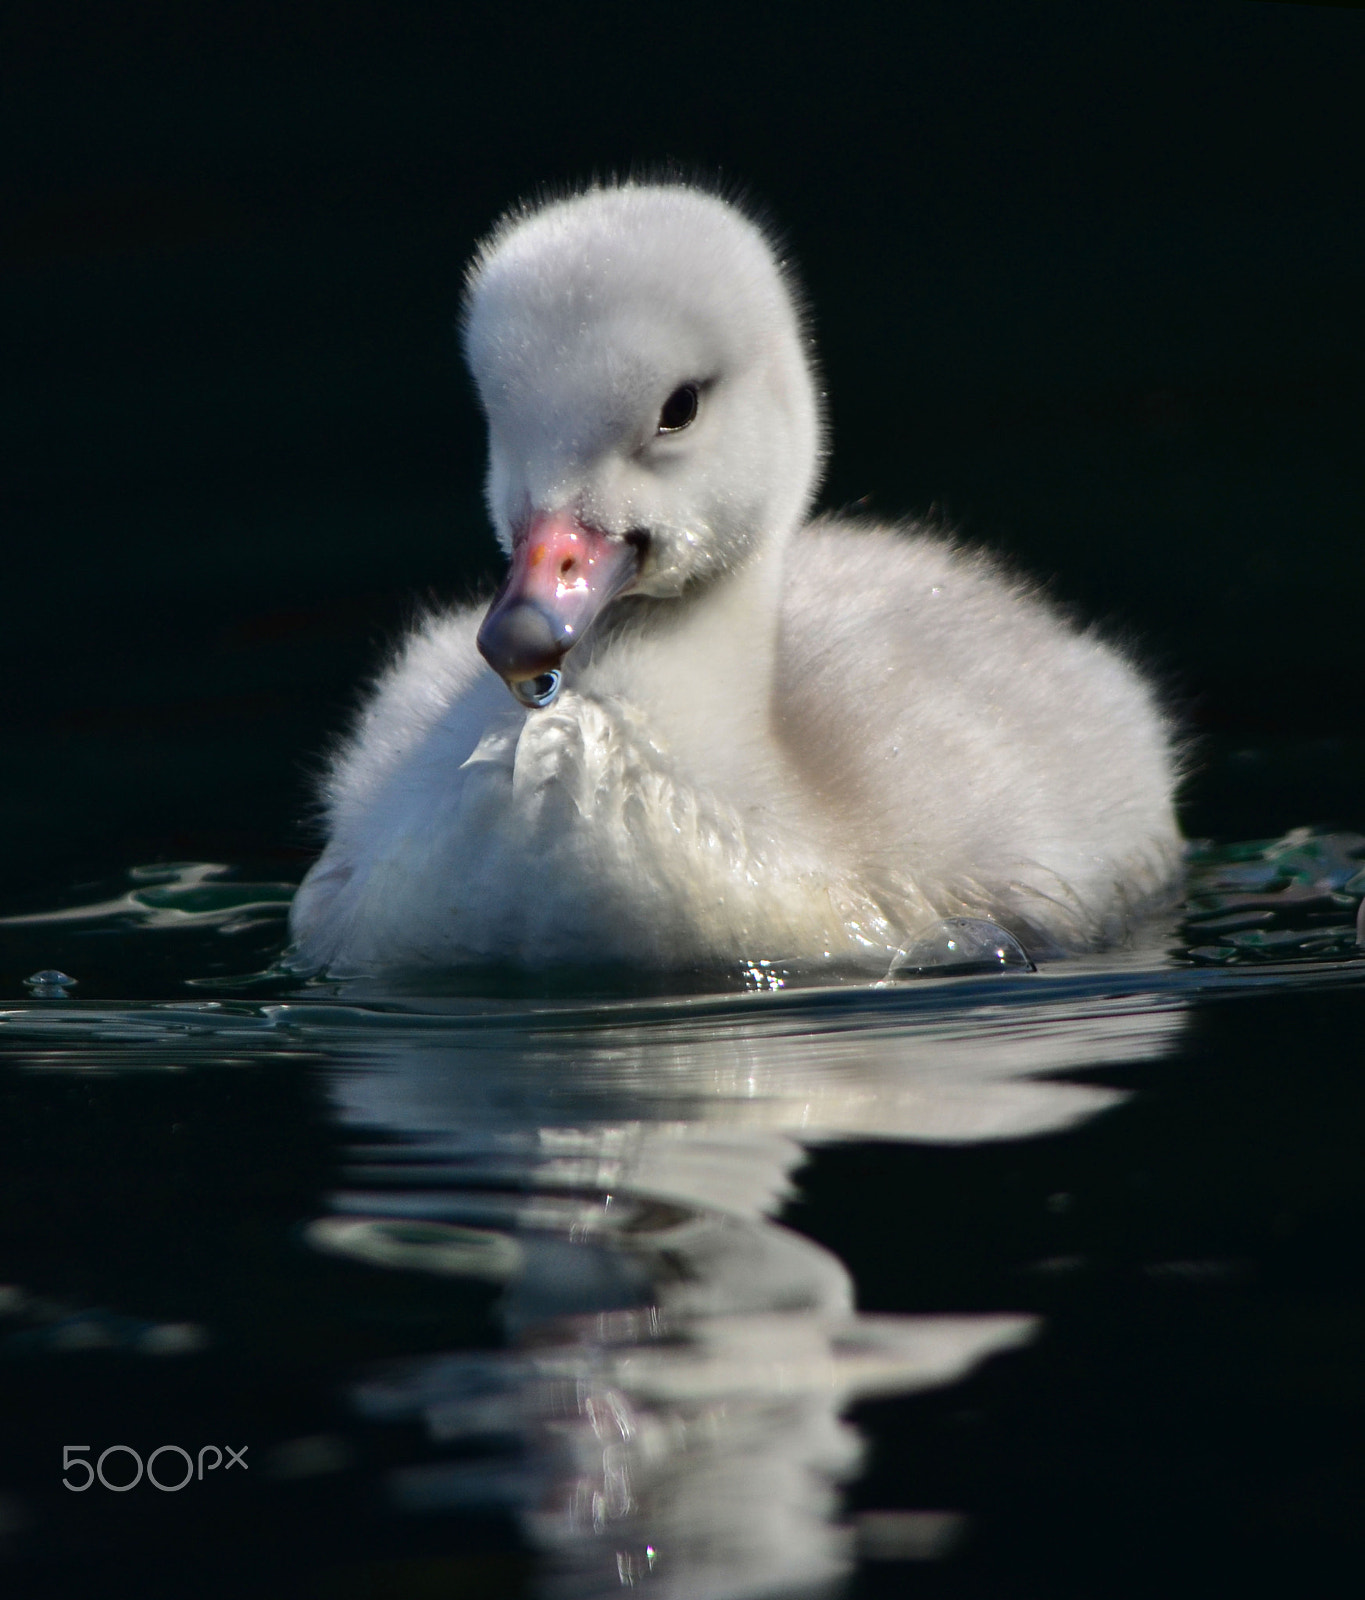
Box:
[24,970,77,996]
[887,918,1035,979]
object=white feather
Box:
[289,183,1181,972]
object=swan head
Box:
[463,182,824,704]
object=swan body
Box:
[290,183,1180,973]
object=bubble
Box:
[888,918,1034,979]
[23,970,77,997]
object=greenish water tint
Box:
[5,828,1364,996]
[1,835,1364,1598]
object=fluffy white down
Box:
[289,184,1181,973]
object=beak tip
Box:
[478,512,641,696]
[476,600,566,683]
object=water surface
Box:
[2,832,1363,1597]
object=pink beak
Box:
[477,511,639,706]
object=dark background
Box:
[4,0,1363,902]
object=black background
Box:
[4,0,1363,898]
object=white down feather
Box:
[289,182,1181,973]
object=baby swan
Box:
[289,182,1181,973]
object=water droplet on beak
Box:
[510,670,562,709]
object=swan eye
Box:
[657,383,699,433]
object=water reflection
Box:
[304,978,1190,1596]
[9,953,1365,1589]
[4,834,1365,1590]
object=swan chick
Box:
[289,182,1181,973]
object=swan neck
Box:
[578,534,789,754]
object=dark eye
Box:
[657,383,699,433]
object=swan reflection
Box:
[311,977,1187,1596]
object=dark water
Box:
[2,833,1364,1598]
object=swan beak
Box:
[477,511,639,701]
